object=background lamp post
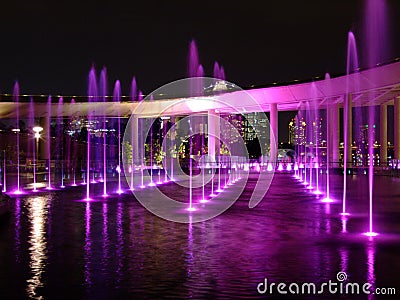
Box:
[33,126,43,191]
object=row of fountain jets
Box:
[2,8,389,235]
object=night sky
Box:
[1,0,400,141]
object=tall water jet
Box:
[130,76,137,190]
[65,102,72,185]
[322,73,334,203]
[188,39,200,78]
[363,0,388,236]
[148,95,156,187]
[86,67,98,200]
[114,80,123,194]
[46,96,52,190]
[187,40,201,211]
[13,82,22,194]
[57,97,65,188]
[220,66,226,81]
[29,97,37,191]
[99,68,108,196]
[162,117,169,184]
[342,31,359,215]
[70,99,78,187]
[138,90,146,188]
[213,61,220,79]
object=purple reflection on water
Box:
[14,197,21,262]
[339,247,349,275]
[84,202,92,287]
[26,197,48,299]
[1,173,399,299]
[186,215,194,298]
[102,202,109,269]
[116,202,123,287]
[367,243,376,298]
[341,216,348,233]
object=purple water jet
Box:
[322,73,334,203]
[362,0,388,236]
[99,67,109,196]
[86,67,98,200]
[13,82,22,194]
[130,76,137,191]
[342,31,359,216]
[114,80,123,194]
[46,96,53,190]
[57,97,65,188]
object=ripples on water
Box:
[0,174,399,299]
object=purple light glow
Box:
[363,231,379,237]
[116,189,124,195]
[313,190,323,195]
[186,207,196,212]
[321,198,335,203]
[341,216,348,233]
[199,199,209,203]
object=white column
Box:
[270,103,278,162]
[380,103,388,164]
[395,97,400,159]
[344,94,353,168]
[39,116,50,160]
[329,102,340,168]
[132,115,139,165]
[208,110,220,161]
